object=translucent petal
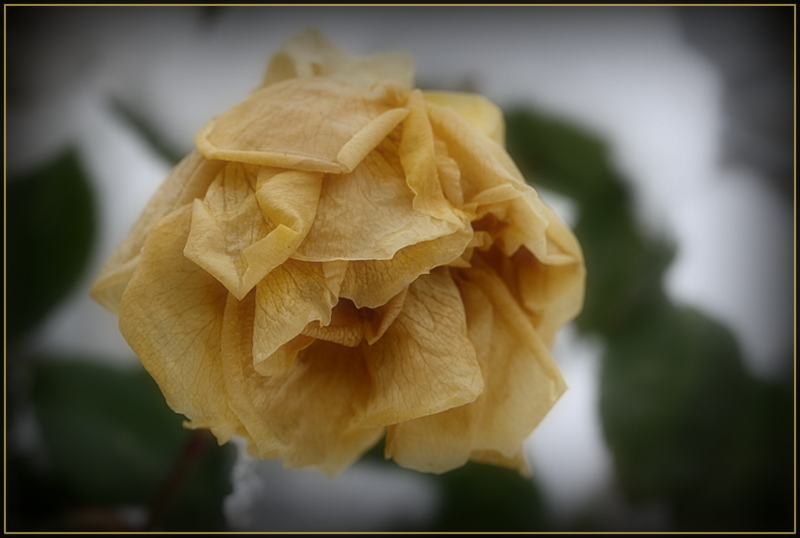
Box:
[427,101,528,204]
[196,77,408,173]
[423,90,505,145]
[340,225,473,309]
[118,204,241,443]
[301,289,408,347]
[91,152,223,313]
[221,300,383,476]
[251,259,346,376]
[385,258,566,473]
[263,28,414,93]
[356,268,483,428]
[398,89,464,224]
[294,131,463,262]
[183,167,323,300]
[513,244,586,349]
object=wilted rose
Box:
[92,30,585,476]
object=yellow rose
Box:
[91,30,585,476]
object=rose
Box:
[91,30,585,476]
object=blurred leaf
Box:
[111,99,186,165]
[505,109,674,334]
[31,358,234,531]
[506,106,792,531]
[506,109,617,204]
[6,150,96,345]
[163,431,235,532]
[430,463,549,532]
[572,189,673,335]
[600,286,793,531]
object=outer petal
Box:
[196,77,408,174]
[91,151,223,313]
[427,101,528,202]
[512,244,585,349]
[293,131,463,262]
[184,166,323,300]
[118,204,241,443]
[355,268,483,428]
[398,89,464,224]
[423,90,506,146]
[262,28,414,93]
[385,258,566,474]
[427,101,551,256]
[221,295,383,477]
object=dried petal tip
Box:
[92,29,585,477]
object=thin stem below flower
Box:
[145,429,212,531]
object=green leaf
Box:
[504,108,674,334]
[430,462,549,532]
[505,109,617,205]
[6,150,96,345]
[30,358,234,530]
[505,106,792,531]
[111,99,187,165]
[600,303,793,531]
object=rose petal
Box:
[251,259,346,376]
[398,89,464,224]
[293,131,464,262]
[91,151,223,313]
[301,288,409,347]
[356,268,483,428]
[118,204,241,443]
[512,243,585,349]
[427,101,551,256]
[385,258,566,473]
[301,298,364,348]
[340,225,473,309]
[263,28,414,93]
[221,297,383,476]
[183,167,323,300]
[196,77,408,174]
[423,90,506,145]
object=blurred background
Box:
[5,6,794,532]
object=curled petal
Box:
[263,28,414,93]
[423,90,506,146]
[294,132,464,262]
[91,152,223,313]
[252,259,346,376]
[221,297,383,476]
[196,77,408,173]
[340,224,473,309]
[356,268,483,428]
[184,167,323,300]
[301,298,365,348]
[118,204,241,443]
[385,258,566,473]
[513,245,585,349]
[399,89,464,224]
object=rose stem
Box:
[145,429,212,531]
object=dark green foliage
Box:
[6,150,95,345]
[507,108,793,532]
[111,99,187,165]
[5,104,791,533]
[24,358,234,532]
[431,462,549,532]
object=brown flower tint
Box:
[91,30,585,476]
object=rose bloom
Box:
[91,30,585,476]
